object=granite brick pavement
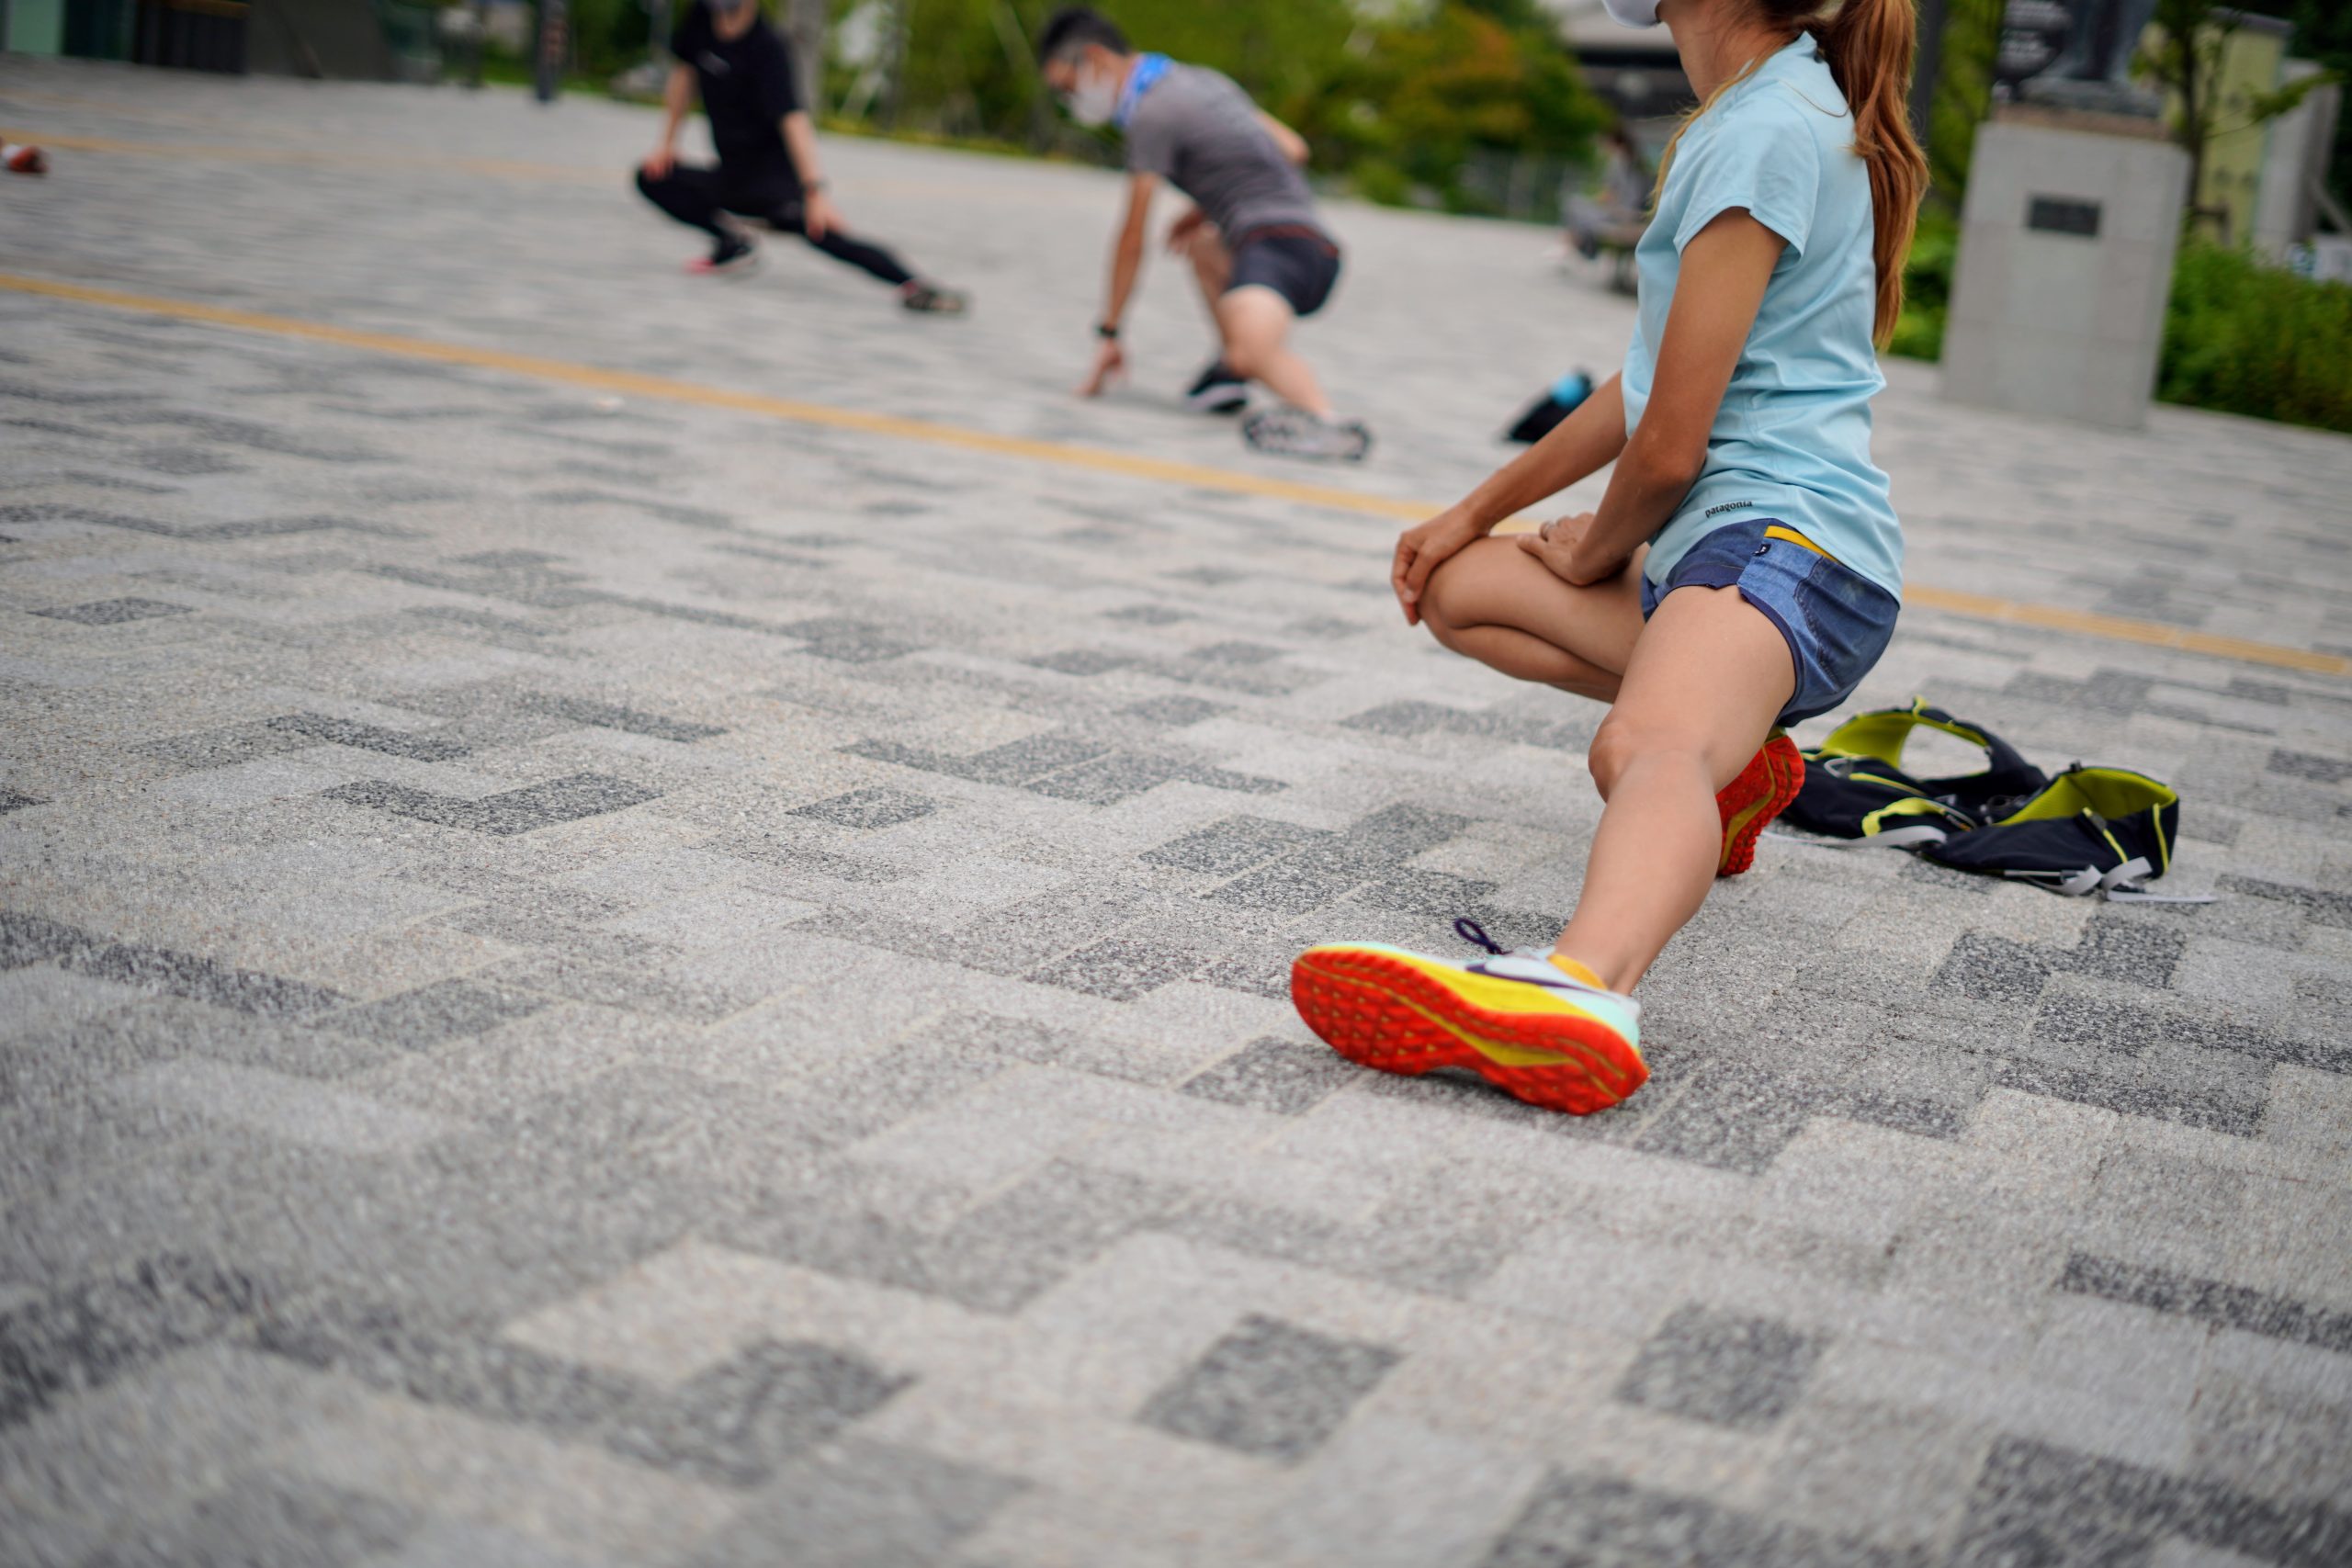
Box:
[4,56,2350,1568]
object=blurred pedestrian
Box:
[1563,124,1649,260]
[1037,6,1370,462]
[636,0,967,313]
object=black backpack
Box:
[1784,701,2205,902]
[1785,700,2047,846]
[1921,765,2198,901]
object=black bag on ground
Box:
[1784,699,2047,846]
[1921,765,2193,900]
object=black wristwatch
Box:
[1096,321,1120,340]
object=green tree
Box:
[2141,0,2337,231]
[1921,0,2007,215]
[2228,0,2352,214]
[840,0,1600,215]
[1303,0,1605,212]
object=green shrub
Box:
[1889,214,1956,361]
[1890,229,2352,434]
[2159,240,2352,433]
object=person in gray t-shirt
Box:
[1037,6,1370,462]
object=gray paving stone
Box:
[1611,1303,1827,1432]
[28,596,194,625]
[323,978,551,1047]
[2058,1255,2352,1356]
[1486,1470,1928,1568]
[519,693,728,743]
[1950,1436,2352,1568]
[681,1438,1023,1568]
[1136,1313,1401,1462]
[1179,1037,1358,1115]
[1,1255,266,1427]
[606,1337,910,1487]
[1935,932,2058,1007]
[267,712,470,761]
[74,1472,417,1568]
[789,787,941,829]
[0,914,348,1018]
[321,773,661,835]
[254,1300,643,1437]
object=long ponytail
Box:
[1656,0,1929,348]
[1815,0,1928,344]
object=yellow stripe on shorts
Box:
[1763,525,1837,561]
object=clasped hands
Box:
[1390,507,1628,626]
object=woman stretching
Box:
[1291,0,1925,1114]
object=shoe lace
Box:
[1453,917,1507,955]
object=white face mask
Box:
[1065,66,1119,128]
[1600,0,1662,28]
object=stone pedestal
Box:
[1942,106,2188,431]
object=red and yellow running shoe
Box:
[1717,731,1805,877]
[1290,919,1645,1116]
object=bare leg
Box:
[1216,285,1333,418]
[1417,538,1646,704]
[1185,224,1234,342]
[1555,585,1796,990]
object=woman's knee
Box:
[1417,549,1481,637]
[1587,716,1707,798]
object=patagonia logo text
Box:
[1704,500,1756,518]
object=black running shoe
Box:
[686,234,758,276]
[1242,407,1372,462]
[900,281,969,315]
[1184,361,1250,415]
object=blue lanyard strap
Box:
[1115,53,1170,130]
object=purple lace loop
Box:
[1453,917,1507,955]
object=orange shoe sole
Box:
[1290,948,1646,1116]
[1717,734,1805,877]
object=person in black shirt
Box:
[635,0,966,312]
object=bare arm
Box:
[1102,173,1157,330]
[1256,110,1308,167]
[782,108,824,189]
[1547,210,1782,584]
[1457,375,1627,528]
[644,63,695,175]
[1080,174,1157,396]
[1390,376,1625,623]
[780,109,845,236]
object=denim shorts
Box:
[1639,516,1900,727]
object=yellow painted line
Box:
[0,272,1430,523]
[1901,585,2349,676]
[3,270,2342,678]
[0,129,614,185]
[0,126,1090,203]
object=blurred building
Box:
[5,0,437,78]
[1545,0,1692,135]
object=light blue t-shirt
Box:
[1623,35,1902,599]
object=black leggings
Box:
[635,164,914,288]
